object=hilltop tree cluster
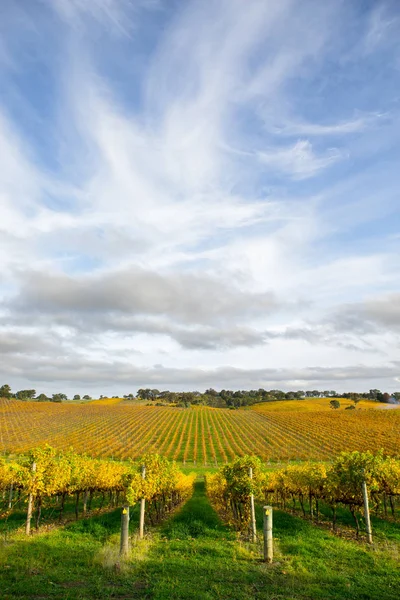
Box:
[0,385,91,403]
[133,388,400,409]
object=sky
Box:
[0,0,399,397]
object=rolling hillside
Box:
[0,398,398,462]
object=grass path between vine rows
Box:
[1,480,399,599]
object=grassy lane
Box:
[137,481,262,599]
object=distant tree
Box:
[205,388,218,397]
[37,393,48,402]
[16,389,36,400]
[270,389,285,399]
[330,399,341,410]
[369,389,383,402]
[137,388,154,400]
[0,384,12,399]
[382,392,391,403]
[73,394,81,400]
[82,394,91,400]
[51,393,66,403]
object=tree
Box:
[36,394,49,402]
[73,394,81,400]
[137,388,154,400]
[82,395,91,400]
[51,393,66,403]
[330,399,341,410]
[16,389,36,400]
[0,384,12,399]
[369,389,383,402]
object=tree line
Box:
[1,384,399,407]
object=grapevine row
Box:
[0,446,195,534]
[206,452,400,538]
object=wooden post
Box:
[83,489,89,514]
[362,480,373,544]
[25,462,37,536]
[249,467,257,543]
[263,505,273,563]
[120,505,130,556]
[139,464,146,539]
[8,482,13,509]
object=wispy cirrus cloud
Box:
[258,140,344,180]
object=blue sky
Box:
[0,0,399,396]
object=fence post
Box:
[25,462,37,536]
[249,467,257,543]
[362,480,373,544]
[139,464,146,539]
[120,505,130,556]
[8,482,13,509]
[263,505,273,563]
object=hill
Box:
[0,398,398,462]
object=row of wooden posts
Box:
[21,462,373,559]
[119,466,274,562]
[120,468,373,562]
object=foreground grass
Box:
[0,481,399,599]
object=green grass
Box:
[0,481,399,599]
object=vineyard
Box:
[0,398,399,462]
[1,445,400,599]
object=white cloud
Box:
[258,140,344,180]
[270,113,385,137]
